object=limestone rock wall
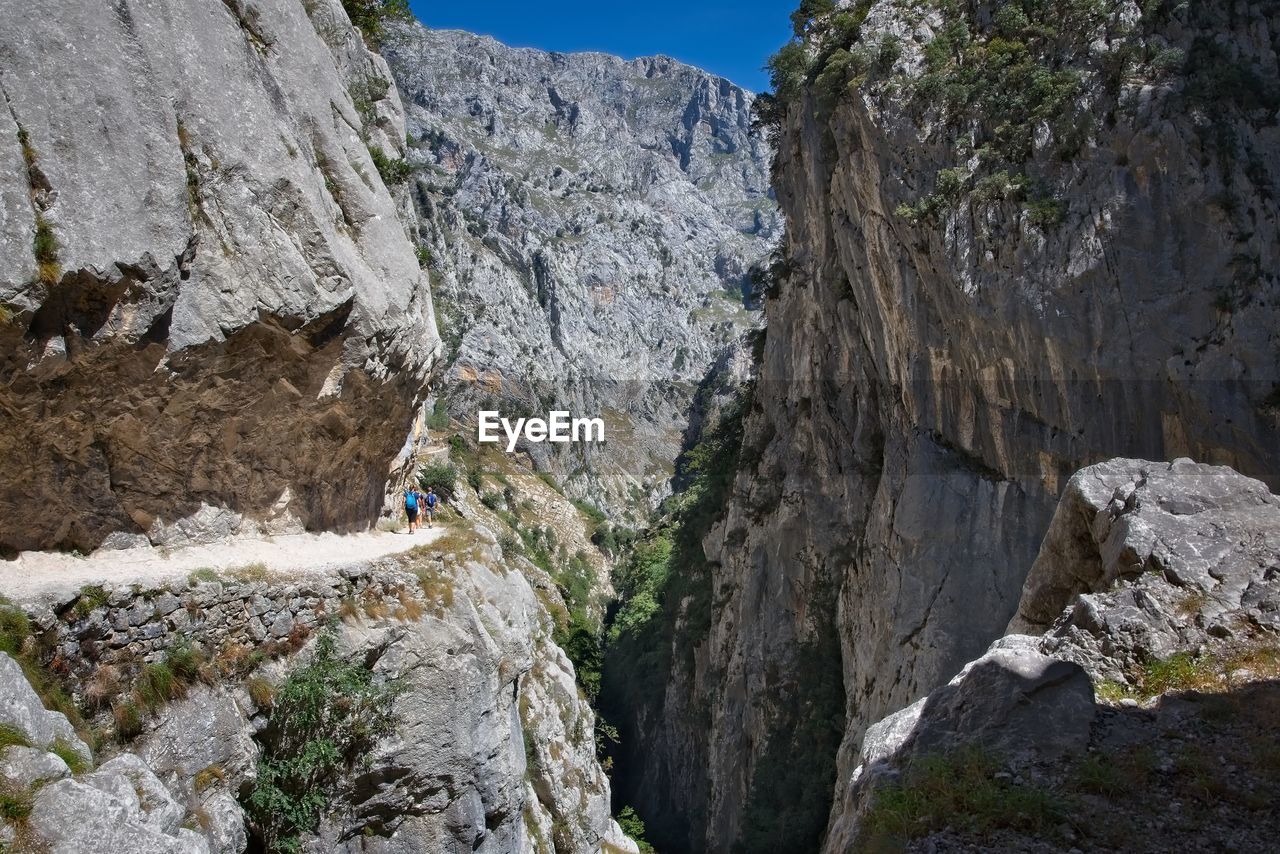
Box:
[0,0,441,553]
[383,23,778,520]
[621,1,1280,850]
[827,457,1280,851]
[10,537,633,853]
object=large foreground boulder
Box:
[1010,458,1280,681]
[830,459,1280,850]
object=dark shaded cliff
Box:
[613,1,1280,850]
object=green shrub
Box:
[33,214,60,284]
[1024,194,1066,228]
[417,462,457,500]
[789,0,835,37]
[766,41,810,103]
[368,145,411,186]
[591,524,636,557]
[340,0,411,45]
[616,806,655,853]
[571,499,607,529]
[242,626,400,853]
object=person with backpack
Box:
[404,486,420,533]
[423,487,440,528]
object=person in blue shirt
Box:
[404,487,420,533]
[423,487,440,529]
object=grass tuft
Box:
[194,764,227,792]
[188,568,220,585]
[112,699,144,740]
[70,585,109,621]
[49,738,89,774]
[0,723,31,750]
[227,562,272,583]
[246,676,276,711]
[863,748,1064,845]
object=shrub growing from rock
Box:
[243,626,400,852]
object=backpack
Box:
[405,490,418,510]
[426,492,438,508]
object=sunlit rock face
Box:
[0,0,440,553]
[384,22,779,521]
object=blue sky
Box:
[406,1,796,92]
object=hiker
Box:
[424,486,440,528]
[405,486,420,532]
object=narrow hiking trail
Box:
[1,526,447,604]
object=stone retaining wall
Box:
[36,560,443,690]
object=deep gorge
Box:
[1,1,1278,853]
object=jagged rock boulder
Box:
[30,777,209,854]
[1012,458,1280,683]
[135,685,259,802]
[0,652,90,763]
[0,0,440,553]
[826,636,1094,851]
[0,744,70,788]
[829,458,1280,851]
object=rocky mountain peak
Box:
[384,20,779,519]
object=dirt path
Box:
[1,527,446,605]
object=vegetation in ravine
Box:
[243,625,400,853]
[598,387,753,848]
[603,387,749,712]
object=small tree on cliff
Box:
[341,0,412,45]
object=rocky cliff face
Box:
[382,23,778,519]
[0,0,440,554]
[1,532,634,853]
[618,1,1280,850]
[828,458,1280,852]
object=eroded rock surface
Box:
[0,0,440,553]
[615,1,1280,850]
[383,23,777,519]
